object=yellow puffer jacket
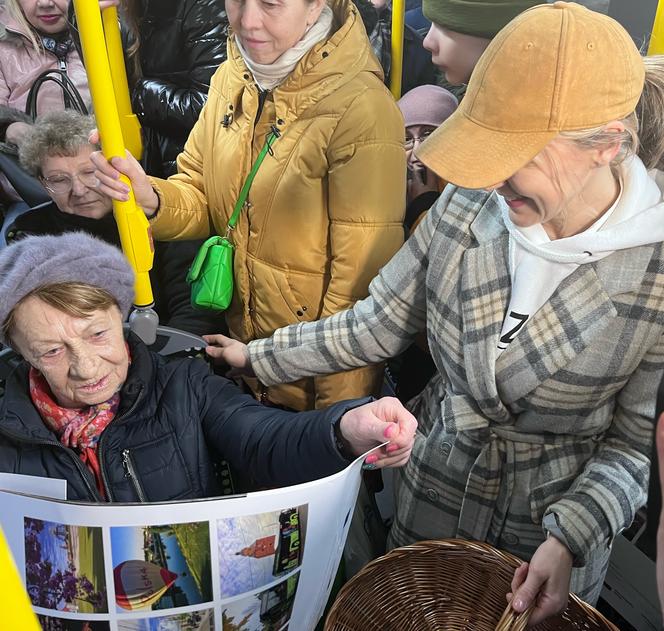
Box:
[150,0,406,410]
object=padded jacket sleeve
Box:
[192,360,368,486]
[148,80,218,240]
[131,0,228,136]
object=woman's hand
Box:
[98,0,120,9]
[339,397,417,468]
[507,535,573,626]
[204,334,254,376]
[88,131,159,217]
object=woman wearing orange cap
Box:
[208,3,664,624]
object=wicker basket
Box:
[324,540,619,631]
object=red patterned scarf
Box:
[29,369,121,499]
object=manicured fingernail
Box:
[514,598,525,611]
[383,424,395,438]
[386,444,399,453]
[365,455,378,465]
[362,463,376,471]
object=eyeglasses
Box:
[41,170,99,195]
[404,130,434,151]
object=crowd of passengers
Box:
[2,0,664,626]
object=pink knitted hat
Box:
[397,85,458,129]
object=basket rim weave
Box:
[324,539,620,631]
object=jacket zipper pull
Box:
[121,449,132,478]
[122,449,148,502]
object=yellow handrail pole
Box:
[72,0,157,333]
[649,0,664,55]
[101,5,143,160]
[390,0,405,98]
[0,527,41,631]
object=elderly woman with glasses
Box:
[0,232,416,503]
[6,110,217,338]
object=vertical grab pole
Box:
[72,0,158,344]
[649,0,664,55]
[0,527,41,631]
[390,0,405,98]
[101,6,143,160]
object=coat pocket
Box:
[122,432,194,502]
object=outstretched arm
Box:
[192,360,417,487]
[205,189,454,384]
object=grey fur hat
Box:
[0,232,135,343]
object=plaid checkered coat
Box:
[250,185,664,602]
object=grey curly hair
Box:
[19,110,98,177]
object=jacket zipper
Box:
[254,88,269,127]
[98,384,144,502]
[0,382,146,503]
[121,449,148,502]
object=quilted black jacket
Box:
[131,0,229,177]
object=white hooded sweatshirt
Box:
[498,156,664,353]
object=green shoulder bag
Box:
[186,128,280,311]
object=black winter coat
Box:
[6,204,219,337]
[131,0,229,177]
[0,336,360,502]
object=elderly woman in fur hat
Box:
[0,232,416,503]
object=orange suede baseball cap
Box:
[416,1,645,189]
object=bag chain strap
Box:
[225,125,281,239]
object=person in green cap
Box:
[421,0,541,84]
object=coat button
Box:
[441,441,452,456]
[503,533,519,546]
[425,488,439,502]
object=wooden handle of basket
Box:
[495,602,534,631]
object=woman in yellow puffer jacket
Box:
[93,0,406,411]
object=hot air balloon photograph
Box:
[23,517,108,613]
[221,572,299,631]
[218,506,307,600]
[116,607,214,630]
[37,616,110,631]
[110,523,213,613]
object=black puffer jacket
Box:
[0,335,360,502]
[131,0,229,177]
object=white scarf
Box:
[235,5,333,91]
[497,156,664,354]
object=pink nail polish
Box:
[383,424,394,438]
[365,454,378,465]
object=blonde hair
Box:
[2,282,119,347]
[559,55,664,170]
[2,0,45,54]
